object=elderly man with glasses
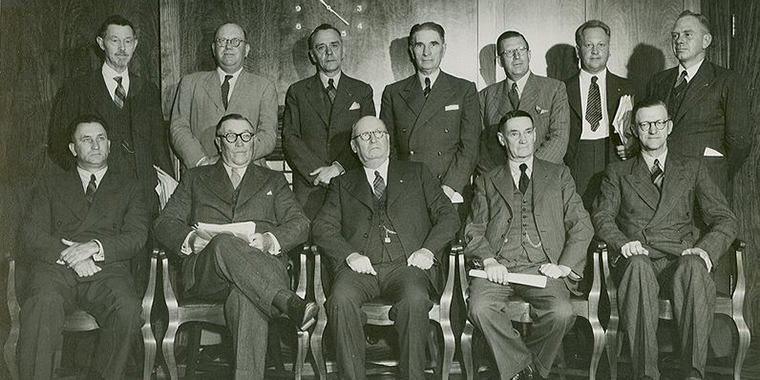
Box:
[155,113,316,380]
[313,116,460,380]
[170,22,277,170]
[592,99,736,380]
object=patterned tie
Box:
[423,77,431,98]
[518,163,529,194]
[669,71,688,115]
[113,76,126,109]
[221,75,233,109]
[373,171,385,200]
[326,78,337,104]
[586,76,602,131]
[85,174,97,204]
[651,159,664,191]
[230,167,242,189]
[508,82,520,110]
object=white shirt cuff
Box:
[92,239,105,261]
[180,231,194,255]
[265,232,281,255]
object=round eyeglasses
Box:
[217,131,254,143]
[214,38,246,48]
[352,130,388,141]
[637,120,670,131]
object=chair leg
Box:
[295,330,309,380]
[732,314,751,380]
[161,320,180,380]
[439,322,455,380]
[309,314,328,380]
[4,320,19,380]
[605,324,619,380]
[588,317,605,380]
[141,318,157,380]
[461,321,475,380]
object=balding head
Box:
[350,116,390,169]
[213,23,250,73]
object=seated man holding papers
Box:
[463,110,593,380]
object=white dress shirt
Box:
[678,59,704,83]
[579,68,610,140]
[363,158,390,190]
[507,72,531,98]
[508,157,534,188]
[216,66,244,103]
[102,63,130,102]
[417,68,441,91]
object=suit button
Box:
[437,151,442,156]
[402,128,407,133]
[410,150,415,155]
[444,129,449,133]
[507,218,512,223]
[437,174,442,179]
[364,233,368,238]
[522,215,527,219]
[367,216,372,220]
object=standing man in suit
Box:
[312,116,460,380]
[47,14,171,207]
[283,24,375,218]
[154,114,316,380]
[592,99,736,380]
[480,31,570,173]
[21,115,150,380]
[380,22,480,206]
[647,10,752,198]
[170,23,278,169]
[564,20,637,210]
[465,110,591,380]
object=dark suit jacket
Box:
[592,153,737,264]
[282,73,375,218]
[312,160,460,293]
[564,70,635,167]
[464,159,592,291]
[23,169,151,283]
[479,73,569,172]
[48,70,171,189]
[153,161,310,292]
[647,61,752,180]
[380,72,480,193]
[170,70,278,168]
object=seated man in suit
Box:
[20,115,151,380]
[170,22,277,169]
[312,116,460,380]
[154,114,316,380]
[465,110,592,380]
[592,99,737,380]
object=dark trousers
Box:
[616,254,716,380]
[569,138,612,211]
[189,234,290,380]
[327,260,433,380]
[18,264,142,380]
[468,278,575,380]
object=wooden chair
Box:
[458,241,605,380]
[157,245,311,380]
[309,244,460,380]
[601,239,751,380]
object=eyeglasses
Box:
[217,131,254,143]
[214,38,246,48]
[637,120,671,131]
[352,130,388,141]
[499,46,528,58]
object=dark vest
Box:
[498,182,549,271]
[102,92,137,179]
[365,192,404,264]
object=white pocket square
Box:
[535,105,548,114]
[703,147,724,157]
[266,190,273,195]
[349,102,361,110]
[445,104,460,111]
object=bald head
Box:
[350,116,390,169]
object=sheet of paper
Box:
[612,95,634,145]
[196,221,257,242]
[468,269,547,288]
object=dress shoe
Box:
[510,364,537,380]
[287,297,319,330]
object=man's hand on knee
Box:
[483,258,509,285]
[681,247,713,272]
[346,253,377,275]
[538,263,572,279]
[249,232,273,254]
[407,248,434,270]
[621,240,649,258]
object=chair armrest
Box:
[312,245,326,310]
[159,249,179,311]
[587,238,603,314]
[294,245,309,299]
[439,243,461,321]
[731,239,746,303]
[141,248,162,323]
[598,238,618,314]
[455,243,469,305]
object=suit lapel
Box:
[343,169,374,210]
[305,74,331,126]
[73,170,121,236]
[648,155,687,227]
[623,156,660,211]
[331,75,354,121]
[519,74,540,114]
[490,165,516,216]
[674,63,715,124]
[236,164,267,207]
[88,71,118,118]
[413,72,453,131]
[567,75,582,119]
[200,162,236,216]
[58,170,90,222]
[385,161,404,208]
[201,71,225,113]
[399,76,425,120]
[531,160,549,207]
[494,80,514,118]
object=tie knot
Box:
[114,76,122,84]
[511,82,518,91]
[425,77,431,87]
[374,170,381,179]
[224,75,233,83]
[653,159,661,169]
[328,78,335,88]
[591,75,598,84]
[519,163,528,173]
[90,173,97,183]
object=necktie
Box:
[373,171,385,200]
[651,159,664,191]
[114,76,126,109]
[423,77,431,98]
[326,78,337,104]
[586,76,602,131]
[508,82,520,110]
[518,163,529,194]
[230,167,242,189]
[85,174,97,204]
[669,71,688,115]
[221,75,233,109]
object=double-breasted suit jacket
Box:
[283,73,375,218]
[170,70,278,168]
[380,72,481,194]
[479,73,569,172]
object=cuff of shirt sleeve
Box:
[332,161,345,175]
[92,239,105,261]
[181,231,194,255]
[265,232,281,255]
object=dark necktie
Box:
[85,174,97,204]
[423,77,431,98]
[221,75,233,109]
[518,163,529,194]
[508,82,520,110]
[114,76,126,109]
[326,78,337,104]
[586,76,602,131]
[373,171,385,200]
[669,71,688,115]
[651,159,664,191]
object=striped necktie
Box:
[85,174,97,204]
[373,171,385,200]
[423,77,431,98]
[651,159,664,191]
[114,76,126,109]
[586,76,602,131]
[326,78,337,104]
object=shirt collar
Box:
[508,157,534,186]
[363,158,390,186]
[418,68,441,90]
[76,166,108,192]
[507,72,530,96]
[101,62,129,92]
[678,59,704,83]
[641,149,668,172]
[222,161,248,178]
[217,66,244,84]
[580,67,607,84]
[319,71,342,89]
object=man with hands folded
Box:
[464,110,592,380]
[592,99,736,380]
[312,116,460,380]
